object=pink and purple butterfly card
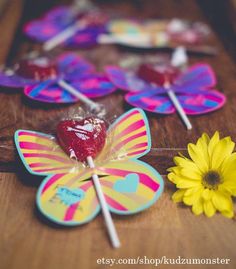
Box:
[15,108,164,225]
[0,52,116,104]
[23,5,107,48]
[105,63,226,115]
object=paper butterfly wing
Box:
[96,108,151,164]
[97,160,163,214]
[125,90,175,114]
[37,172,100,225]
[24,82,80,103]
[24,20,67,42]
[173,64,226,115]
[56,52,95,80]
[43,5,72,22]
[0,72,36,88]
[174,64,216,93]
[23,6,76,42]
[177,91,226,115]
[70,74,116,98]
[65,26,106,48]
[105,66,157,92]
[15,130,84,175]
[24,76,116,104]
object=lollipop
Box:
[137,61,193,130]
[57,116,120,248]
[57,117,107,162]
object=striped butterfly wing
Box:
[95,108,151,164]
[125,89,175,114]
[173,64,226,115]
[15,130,84,176]
[105,66,154,92]
[37,172,100,225]
[70,73,117,98]
[56,52,95,80]
[23,6,76,42]
[96,160,164,214]
[174,64,217,94]
[176,91,226,115]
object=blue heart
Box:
[113,173,139,193]
[57,186,85,206]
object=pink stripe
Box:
[127,142,148,151]
[34,166,71,173]
[115,120,145,141]
[117,110,139,125]
[29,162,52,168]
[20,142,53,151]
[114,132,147,152]
[104,194,128,211]
[41,174,64,194]
[23,153,69,163]
[64,181,92,221]
[99,168,159,192]
[127,149,146,156]
[19,131,51,140]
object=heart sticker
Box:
[113,173,139,193]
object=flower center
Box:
[202,170,222,190]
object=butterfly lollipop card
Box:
[15,108,164,248]
[99,18,216,55]
[23,4,107,50]
[105,49,226,129]
[0,52,116,111]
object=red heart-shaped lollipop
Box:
[57,117,107,162]
[17,57,58,81]
[138,63,179,86]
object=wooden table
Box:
[0,1,236,268]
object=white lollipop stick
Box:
[165,81,192,130]
[57,79,101,112]
[87,156,121,248]
[43,20,87,51]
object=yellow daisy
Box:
[168,132,236,218]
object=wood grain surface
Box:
[0,0,236,269]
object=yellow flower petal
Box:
[203,200,216,217]
[167,166,181,175]
[202,188,213,201]
[172,189,186,203]
[168,172,178,184]
[180,168,202,181]
[219,182,236,196]
[212,191,233,213]
[221,153,236,180]
[183,188,202,205]
[174,156,200,174]
[196,133,210,165]
[188,143,209,173]
[176,179,201,189]
[221,210,234,218]
[192,199,204,215]
[184,186,203,197]
[210,137,235,170]
[208,131,220,157]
